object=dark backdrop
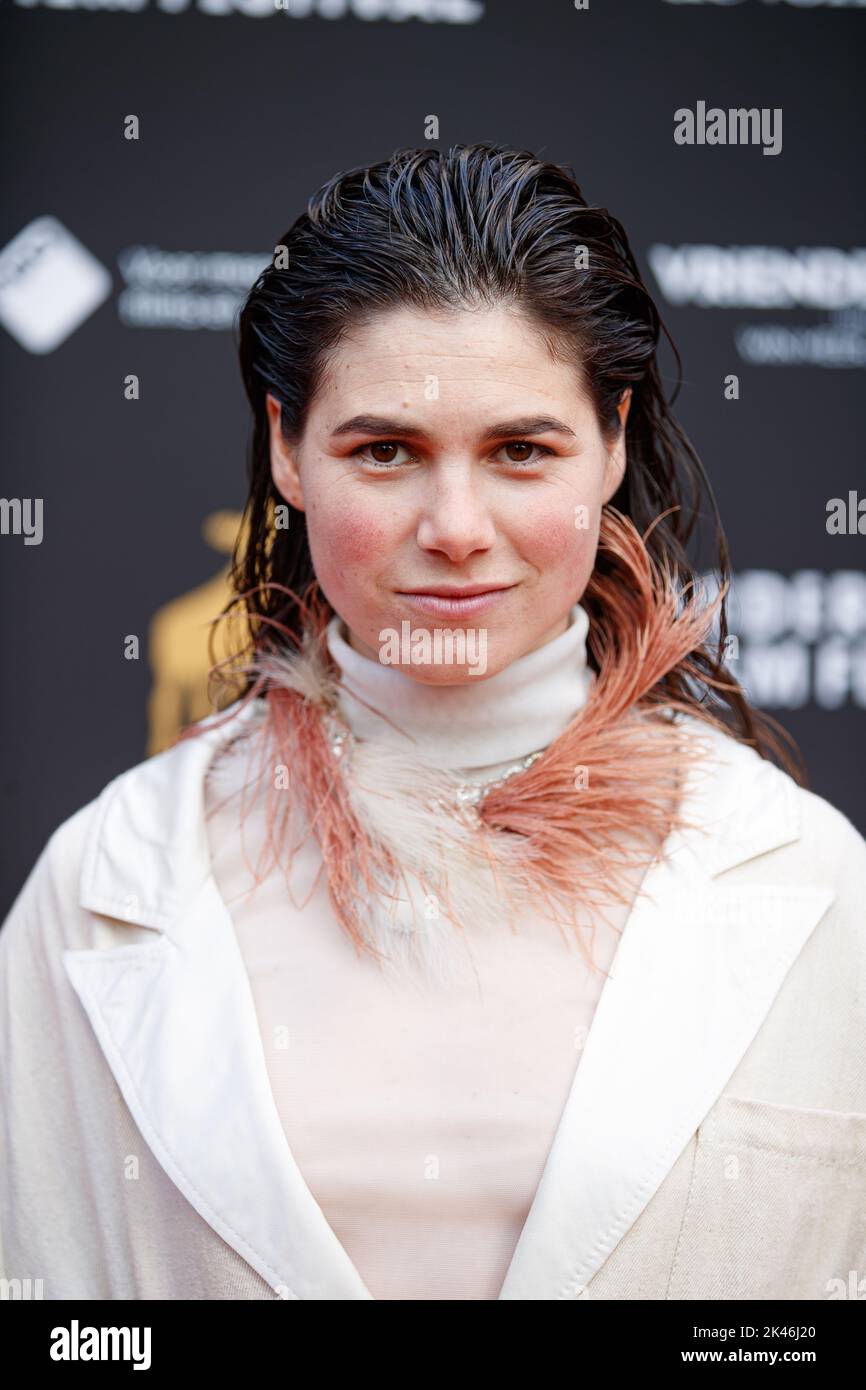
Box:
[2,0,864,917]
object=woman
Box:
[2,143,865,1303]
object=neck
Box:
[325,604,595,772]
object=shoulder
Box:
[679,710,866,925]
[0,796,101,1003]
[716,716,865,869]
[682,720,866,1111]
[0,699,264,957]
[1,799,97,949]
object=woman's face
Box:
[267,303,629,684]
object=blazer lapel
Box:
[496,719,836,1299]
[65,701,374,1300]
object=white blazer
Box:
[1,700,865,1301]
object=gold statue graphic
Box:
[147,509,252,756]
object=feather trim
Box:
[206,507,733,980]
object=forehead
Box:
[311,303,590,415]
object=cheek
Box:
[331,514,388,566]
[306,498,391,591]
[517,500,595,570]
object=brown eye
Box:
[495,442,551,469]
[351,441,410,471]
[369,442,399,464]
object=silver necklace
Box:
[326,710,544,814]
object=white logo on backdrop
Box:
[703,570,866,708]
[648,246,866,308]
[648,246,866,366]
[0,228,271,348]
[13,0,484,19]
[664,1,865,8]
[117,246,271,329]
[0,216,112,353]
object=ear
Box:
[266,393,306,512]
[602,387,632,504]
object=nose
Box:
[415,463,497,564]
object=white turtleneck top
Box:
[203,605,652,1301]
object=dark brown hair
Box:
[224,142,804,783]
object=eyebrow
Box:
[328,414,578,443]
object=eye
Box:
[351,440,414,470]
[350,439,554,472]
[493,441,554,469]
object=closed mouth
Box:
[398,585,515,598]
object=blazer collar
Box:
[65,702,835,1300]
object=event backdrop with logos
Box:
[1,0,864,917]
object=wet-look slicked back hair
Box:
[229,142,804,781]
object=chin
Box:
[402,660,498,686]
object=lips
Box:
[398,585,513,598]
[394,585,516,618]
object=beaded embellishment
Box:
[325,707,545,824]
